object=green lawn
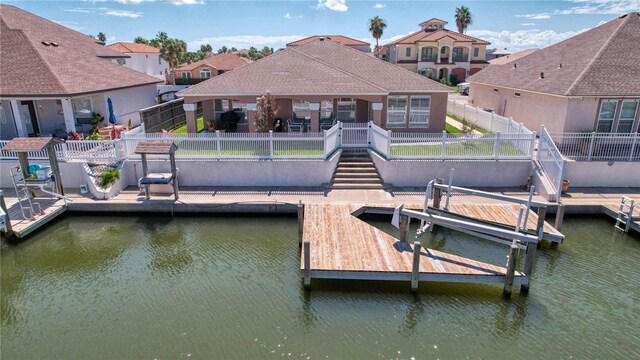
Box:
[447,113,490,134]
[169,138,324,157]
[171,116,204,134]
[391,139,525,157]
[445,123,463,134]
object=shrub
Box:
[97,169,120,188]
[449,74,460,86]
[85,132,102,140]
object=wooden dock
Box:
[300,203,527,289]
[601,203,640,234]
[3,197,67,239]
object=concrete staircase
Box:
[330,149,387,190]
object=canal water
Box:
[1,214,639,359]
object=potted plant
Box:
[562,179,570,193]
[207,119,215,132]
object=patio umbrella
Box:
[107,98,117,139]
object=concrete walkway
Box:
[446,116,483,135]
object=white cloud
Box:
[114,0,204,4]
[106,35,117,41]
[379,31,414,46]
[467,28,590,51]
[516,0,639,20]
[283,12,302,19]
[63,8,92,13]
[187,35,304,52]
[104,9,143,18]
[316,0,348,12]
[284,12,292,19]
[374,3,385,8]
[520,23,537,26]
[52,20,85,31]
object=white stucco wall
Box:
[122,53,168,80]
[564,161,640,187]
[0,161,86,189]
[97,84,158,127]
[371,152,531,187]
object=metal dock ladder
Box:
[614,196,635,233]
[9,166,41,220]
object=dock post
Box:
[520,240,537,294]
[399,215,410,243]
[0,190,14,238]
[297,201,304,246]
[535,207,547,237]
[554,203,565,232]
[303,240,311,289]
[411,241,422,292]
[503,240,519,298]
[432,178,444,209]
[444,169,454,211]
[141,153,150,200]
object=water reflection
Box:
[398,293,423,337]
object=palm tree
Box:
[134,36,149,45]
[455,6,473,34]
[217,46,229,54]
[368,16,387,50]
[200,44,212,53]
[160,38,187,69]
[96,32,106,42]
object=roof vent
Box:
[513,63,517,69]
[50,42,59,47]
[41,41,50,46]
[319,37,325,41]
[559,63,562,69]
[540,71,545,79]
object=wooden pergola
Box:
[134,141,179,200]
[1,137,65,195]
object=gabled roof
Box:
[287,35,370,47]
[176,53,252,72]
[178,39,451,97]
[0,5,162,97]
[468,13,640,97]
[107,42,160,54]
[419,18,448,26]
[488,49,538,65]
[386,27,490,46]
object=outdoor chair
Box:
[320,116,336,131]
[287,118,303,133]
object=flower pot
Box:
[562,179,570,193]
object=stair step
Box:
[337,162,375,167]
[331,183,387,189]
[335,167,377,173]
[339,157,372,162]
[333,177,383,183]
[333,172,379,178]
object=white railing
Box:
[447,99,533,135]
[550,132,640,161]
[340,122,369,147]
[0,140,119,163]
[537,126,566,202]
[389,131,535,160]
[369,123,391,159]
[324,124,341,158]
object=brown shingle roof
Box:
[107,42,160,53]
[0,5,162,97]
[287,35,370,47]
[176,53,252,72]
[178,39,451,97]
[468,13,640,96]
[1,137,61,152]
[488,49,538,65]
[386,28,490,45]
[135,141,177,154]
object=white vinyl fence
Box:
[447,100,533,135]
[537,126,566,202]
[551,132,640,161]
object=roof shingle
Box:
[107,42,160,53]
[287,35,370,47]
[176,53,252,72]
[386,28,490,46]
[468,13,640,97]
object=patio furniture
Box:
[287,118,303,133]
[320,116,337,131]
[219,110,241,132]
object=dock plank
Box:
[5,197,67,238]
[301,204,525,285]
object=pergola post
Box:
[183,103,198,133]
[47,145,64,195]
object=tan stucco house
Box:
[177,38,451,133]
[467,13,640,134]
[175,53,252,82]
[287,35,371,52]
[0,5,162,140]
[384,18,490,82]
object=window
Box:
[337,98,356,122]
[145,54,148,59]
[421,47,436,62]
[182,72,192,79]
[387,96,407,127]
[409,96,430,128]
[116,58,126,65]
[200,68,211,78]
[292,99,311,120]
[213,99,229,121]
[441,47,446,54]
[473,47,479,57]
[232,100,248,124]
[405,47,411,58]
[493,88,499,93]
[617,100,638,133]
[72,98,92,119]
[596,100,617,132]
[514,92,521,98]
[320,100,333,120]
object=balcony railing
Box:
[452,54,469,62]
[420,54,437,62]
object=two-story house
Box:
[107,42,168,80]
[385,18,490,83]
[174,53,252,84]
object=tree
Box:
[134,36,149,45]
[455,6,473,34]
[230,47,238,52]
[261,46,273,57]
[96,32,106,42]
[150,31,168,48]
[200,44,212,53]
[217,46,229,54]
[368,16,387,50]
[255,92,280,132]
[247,46,260,60]
[160,38,187,69]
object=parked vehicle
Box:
[457,82,470,96]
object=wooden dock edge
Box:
[299,269,528,285]
[13,204,67,239]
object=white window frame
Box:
[336,98,356,122]
[616,100,638,133]
[387,96,407,128]
[182,72,192,79]
[292,99,311,120]
[409,96,430,128]
[320,100,333,120]
[232,100,248,124]
[200,68,211,79]
[405,47,411,58]
[213,99,229,121]
[596,100,617,133]
[72,97,93,119]
[473,47,479,57]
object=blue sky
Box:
[3,0,639,51]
